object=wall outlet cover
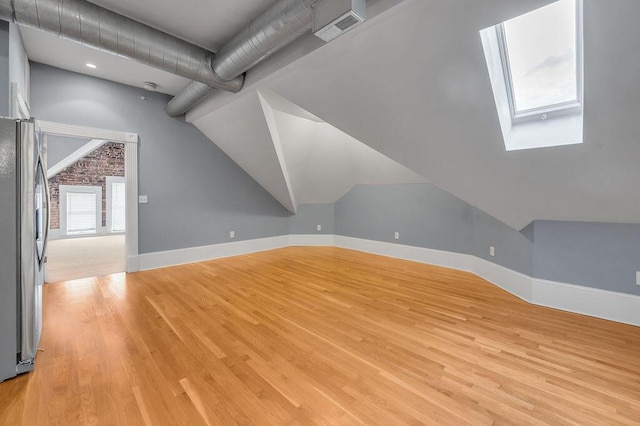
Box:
[229,231,235,239]
[138,195,148,203]
[490,246,495,257]
[317,224,322,231]
[636,271,640,286]
[394,232,400,240]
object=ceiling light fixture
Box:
[86,63,97,69]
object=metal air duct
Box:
[0,0,244,92]
[165,0,320,117]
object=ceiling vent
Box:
[313,0,365,42]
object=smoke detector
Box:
[143,82,158,91]
[313,0,365,42]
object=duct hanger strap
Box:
[7,0,244,92]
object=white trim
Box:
[334,235,475,272]
[11,82,30,119]
[36,120,138,145]
[137,236,290,271]
[288,234,335,246]
[133,234,640,327]
[105,176,126,233]
[124,141,139,272]
[531,278,640,327]
[38,121,139,272]
[47,139,108,179]
[473,256,533,302]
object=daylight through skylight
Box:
[501,0,579,114]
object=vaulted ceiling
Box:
[17,0,640,230]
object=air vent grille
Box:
[336,15,359,31]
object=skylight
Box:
[480,0,584,151]
[498,0,581,119]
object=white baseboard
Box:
[133,234,640,327]
[334,235,475,272]
[531,278,640,327]
[289,234,335,246]
[137,235,289,271]
[473,257,533,302]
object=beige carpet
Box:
[45,235,126,283]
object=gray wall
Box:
[333,183,640,294]
[335,184,472,254]
[46,135,91,167]
[532,221,640,296]
[289,203,335,235]
[471,207,533,276]
[0,20,9,117]
[30,63,291,254]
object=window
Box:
[59,185,102,236]
[106,176,126,233]
[480,0,584,151]
[497,0,582,120]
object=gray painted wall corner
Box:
[471,207,533,276]
[334,183,472,254]
[289,204,335,235]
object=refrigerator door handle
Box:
[36,154,50,267]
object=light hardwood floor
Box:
[1,247,640,425]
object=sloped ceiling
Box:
[190,0,640,230]
[195,88,426,213]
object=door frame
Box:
[36,120,140,273]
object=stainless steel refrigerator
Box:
[0,117,49,382]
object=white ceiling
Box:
[17,0,640,230]
[190,0,640,230]
[19,0,278,95]
[20,26,191,95]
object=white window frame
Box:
[496,0,583,123]
[106,176,126,234]
[59,185,102,237]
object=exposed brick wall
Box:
[48,142,125,230]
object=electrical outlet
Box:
[489,246,495,257]
[394,232,400,240]
[229,231,235,239]
[138,195,148,204]
[636,271,640,286]
[317,224,322,231]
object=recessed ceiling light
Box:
[86,63,97,69]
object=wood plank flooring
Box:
[1,247,640,425]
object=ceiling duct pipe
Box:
[0,0,244,92]
[165,0,320,117]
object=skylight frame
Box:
[496,0,583,122]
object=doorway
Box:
[37,121,139,283]
[45,136,125,282]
